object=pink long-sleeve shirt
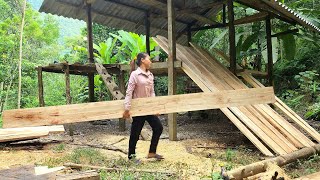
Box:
[124,67,155,111]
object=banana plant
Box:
[93,37,118,64]
[110,30,159,64]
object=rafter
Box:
[136,0,219,24]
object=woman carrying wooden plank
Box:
[123,53,164,160]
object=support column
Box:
[266,15,274,87]
[86,1,95,102]
[227,0,236,75]
[65,65,71,104]
[167,0,177,141]
[187,25,191,46]
[65,64,74,136]
[223,4,226,25]
[37,67,45,107]
[145,11,151,55]
[118,70,126,131]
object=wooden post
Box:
[118,71,126,131]
[227,0,236,75]
[187,25,191,46]
[37,67,45,107]
[65,65,71,104]
[167,0,177,141]
[145,11,151,55]
[223,4,226,25]
[266,15,274,87]
[65,64,74,136]
[86,1,95,102]
[257,39,262,71]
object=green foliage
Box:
[305,103,320,120]
[93,37,118,64]
[226,148,236,162]
[53,143,65,153]
[211,172,223,180]
[0,0,61,111]
[0,115,2,128]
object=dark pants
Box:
[128,115,163,159]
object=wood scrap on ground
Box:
[225,144,320,179]
[70,142,128,154]
[64,163,175,175]
[0,125,65,143]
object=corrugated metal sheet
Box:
[39,0,320,45]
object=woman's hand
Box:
[123,110,131,119]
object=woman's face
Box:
[141,55,152,69]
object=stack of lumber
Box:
[0,125,64,143]
[153,36,320,156]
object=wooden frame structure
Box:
[35,0,320,141]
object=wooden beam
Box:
[234,12,268,25]
[187,25,191,46]
[118,71,126,131]
[145,11,151,55]
[167,0,177,141]
[86,2,95,102]
[64,65,71,104]
[2,88,276,128]
[37,67,45,107]
[271,29,298,37]
[228,0,237,75]
[266,15,274,87]
[187,12,268,32]
[137,0,218,24]
[176,8,212,39]
[0,125,64,143]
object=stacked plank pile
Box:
[153,36,320,156]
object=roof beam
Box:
[137,0,219,24]
[235,0,295,25]
[55,0,166,31]
[102,0,190,25]
[187,12,269,31]
[150,0,225,17]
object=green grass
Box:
[52,144,66,153]
[42,147,177,179]
[284,153,320,178]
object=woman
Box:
[123,52,164,160]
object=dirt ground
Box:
[0,109,319,179]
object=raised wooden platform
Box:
[40,61,183,76]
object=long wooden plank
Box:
[182,62,274,156]
[0,125,65,142]
[156,36,316,154]
[198,47,314,147]
[173,40,290,154]
[242,73,320,143]
[190,46,305,150]
[3,88,275,128]
[203,45,316,147]
[154,36,288,154]
[155,36,281,154]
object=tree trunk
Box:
[226,144,320,179]
[0,82,4,113]
[17,0,27,109]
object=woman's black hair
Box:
[136,52,149,66]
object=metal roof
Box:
[39,0,320,45]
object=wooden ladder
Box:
[95,63,126,131]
